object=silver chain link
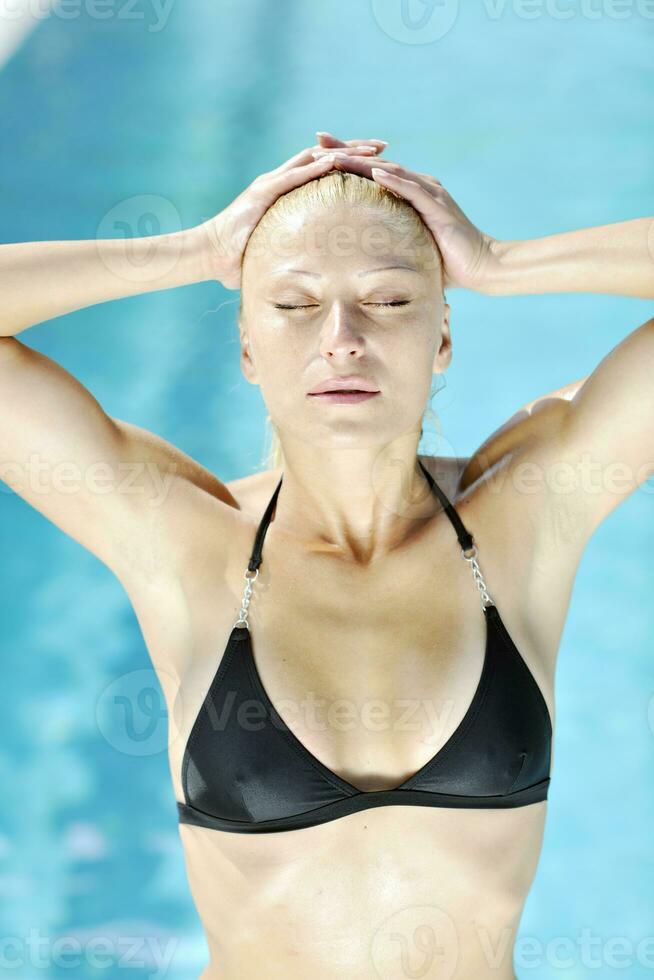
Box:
[461,543,494,609]
[233,568,259,628]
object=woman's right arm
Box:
[0,226,225,587]
[0,228,211,337]
[0,139,385,586]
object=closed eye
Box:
[273,301,411,310]
[273,304,318,310]
[366,301,411,307]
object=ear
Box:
[433,302,452,373]
[239,322,259,385]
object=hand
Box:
[310,150,498,293]
[196,132,390,289]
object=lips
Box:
[307,389,380,403]
[308,376,380,395]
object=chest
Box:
[168,509,553,811]
[252,572,488,786]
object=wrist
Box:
[478,239,515,296]
[177,224,219,285]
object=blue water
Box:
[0,2,652,977]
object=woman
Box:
[1,130,652,979]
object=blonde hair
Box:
[237,170,445,472]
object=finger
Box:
[318,153,439,196]
[261,153,340,193]
[316,131,389,152]
[315,132,348,149]
[267,143,379,179]
[338,156,437,185]
[312,146,380,159]
[319,154,405,177]
[266,139,387,180]
[369,169,438,208]
[416,172,443,186]
[266,145,336,176]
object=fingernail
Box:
[316,131,332,137]
[371,168,389,178]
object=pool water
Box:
[0,2,652,977]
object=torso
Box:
[119,436,586,980]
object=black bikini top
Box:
[177,460,552,834]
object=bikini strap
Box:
[417,459,473,551]
[233,474,283,629]
[417,459,494,610]
[248,475,283,572]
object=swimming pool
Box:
[0,2,652,976]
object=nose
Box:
[318,303,365,361]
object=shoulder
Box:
[222,465,284,517]
[454,398,570,502]
[418,453,470,501]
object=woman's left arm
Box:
[484,217,654,299]
[478,216,653,540]
[481,216,654,541]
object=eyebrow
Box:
[270,264,421,279]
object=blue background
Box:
[0,1,652,977]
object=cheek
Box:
[255,339,305,406]
[262,323,310,368]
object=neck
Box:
[270,435,438,565]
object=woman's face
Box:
[239,203,451,455]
